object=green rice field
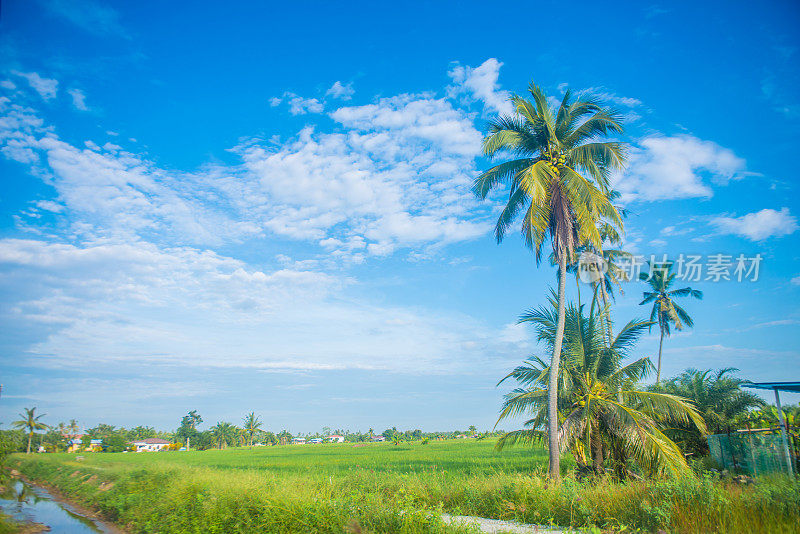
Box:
[9,440,800,533]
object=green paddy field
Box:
[8,440,800,533]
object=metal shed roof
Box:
[742,381,800,393]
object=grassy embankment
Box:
[9,440,800,533]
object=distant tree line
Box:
[0,408,504,454]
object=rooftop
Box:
[742,381,800,393]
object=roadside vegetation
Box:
[7,440,800,533]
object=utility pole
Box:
[774,387,795,476]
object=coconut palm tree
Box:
[12,407,49,454]
[68,419,80,438]
[639,261,703,382]
[243,412,262,447]
[496,300,706,477]
[473,84,626,478]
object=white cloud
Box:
[279,92,324,115]
[447,58,513,116]
[11,71,58,100]
[67,88,88,111]
[613,135,746,202]
[326,81,354,100]
[711,207,798,241]
[792,275,800,286]
[1,80,16,90]
[331,93,482,156]
[232,109,487,254]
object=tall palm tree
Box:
[496,301,706,477]
[473,84,626,478]
[12,407,49,454]
[639,261,702,382]
[243,412,262,447]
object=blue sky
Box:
[0,0,798,434]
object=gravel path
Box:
[441,513,565,533]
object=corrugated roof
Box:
[742,381,800,393]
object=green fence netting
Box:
[707,430,798,476]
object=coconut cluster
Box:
[544,150,566,173]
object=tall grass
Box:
[9,440,800,533]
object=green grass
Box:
[9,440,800,533]
[43,439,553,476]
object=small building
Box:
[308,438,323,444]
[291,437,306,445]
[131,438,170,452]
[67,436,85,453]
[327,435,345,443]
[370,435,386,442]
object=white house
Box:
[370,435,386,442]
[132,438,170,452]
[291,437,306,444]
[327,435,345,443]
[308,438,323,444]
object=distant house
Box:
[308,438,323,444]
[291,437,306,444]
[67,436,85,453]
[89,439,103,451]
[131,438,170,452]
[327,435,345,443]
[370,436,386,442]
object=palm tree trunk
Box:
[592,433,604,474]
[600,283,623,403]
[600,282,613,347]
[656,329,665,383]
[27,432,32,454]
[548,253,568,480]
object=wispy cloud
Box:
[40,0,129,38]
[67,88,88,110]
[326,81,354,100]
[270,92,324,115]
[11,71,58,100]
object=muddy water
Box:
[0,479,117,533]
